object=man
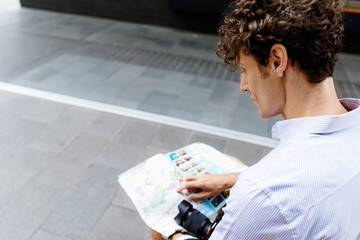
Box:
[152,0,360,239]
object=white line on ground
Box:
[0,82,279,148]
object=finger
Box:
[184,175,199,181]
[176,181,199,193]
[187,192,211,201]
[176,184,186,193]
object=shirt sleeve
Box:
[210,177,294,240]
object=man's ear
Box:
[269,44,288,78]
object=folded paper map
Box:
[117,142,248,237]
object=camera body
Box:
[174,200,223,240]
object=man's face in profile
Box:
[237,52,285,119]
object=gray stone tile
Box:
[0,31,77,77]
[187,132,227,152]
[57,132,110,164]
[165,71,205,92]
[230,106,270,137]
[0,114,20,140]
[0,90,18,105]
[0,147,54,206]
[32,157,88,192]
[167,97,205,122]
[0,93,37,131]
[199,104,237,129]
[167,108,202,122]
[0,118,47,156]
[11,64,60,83]
[42,164,120,240]
[84,84,123,104]
[88,60,124,78]
[149,124,192,151]
[0,93,39,116]
[18,13,113,40]
[30,230,72,240]
[31,133,112,194]
[189,76,217,89]
[114,97,142,109]
[139,145,170,159]
[95,120,160,170]
[59,73,108,98]
[85,112,130,140]
[228,92,278,137]
[0,166,40,209]
[61,60,100,77]
[0,181,67,240]
[28,107,97,154]
[22,100,68,124]
[6,11,63,33]
[85,25,134,47]
[33,72,78,92]
[87,205,151,240]
[223,140,266,167]
[119,119,160,147]
[156,75,191,96]
[102,69,144,89]
[163,71,192,84]
[209,80,241,109]
[262,147,274,158]
[139,91,179,115]
[118,76,161,103]
[141,68,169,80]
[96,141,146,172]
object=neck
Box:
[282,75,347,119]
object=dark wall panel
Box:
[20,0,229,33]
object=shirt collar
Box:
[272,98,360,141]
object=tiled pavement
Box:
[0,90,272,240]
[0,3,360,240]
[0,6,279,138]
[1,7,359,137]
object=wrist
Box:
[222,172,240,188]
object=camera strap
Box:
[167,229,199,240]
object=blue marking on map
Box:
[170,153,179,160]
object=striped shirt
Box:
[209,98,360,239]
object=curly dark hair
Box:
[215,0,344,83]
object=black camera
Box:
[174,200,223,240]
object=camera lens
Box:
[175,200,213,239]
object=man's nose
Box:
[240,77,248,92]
